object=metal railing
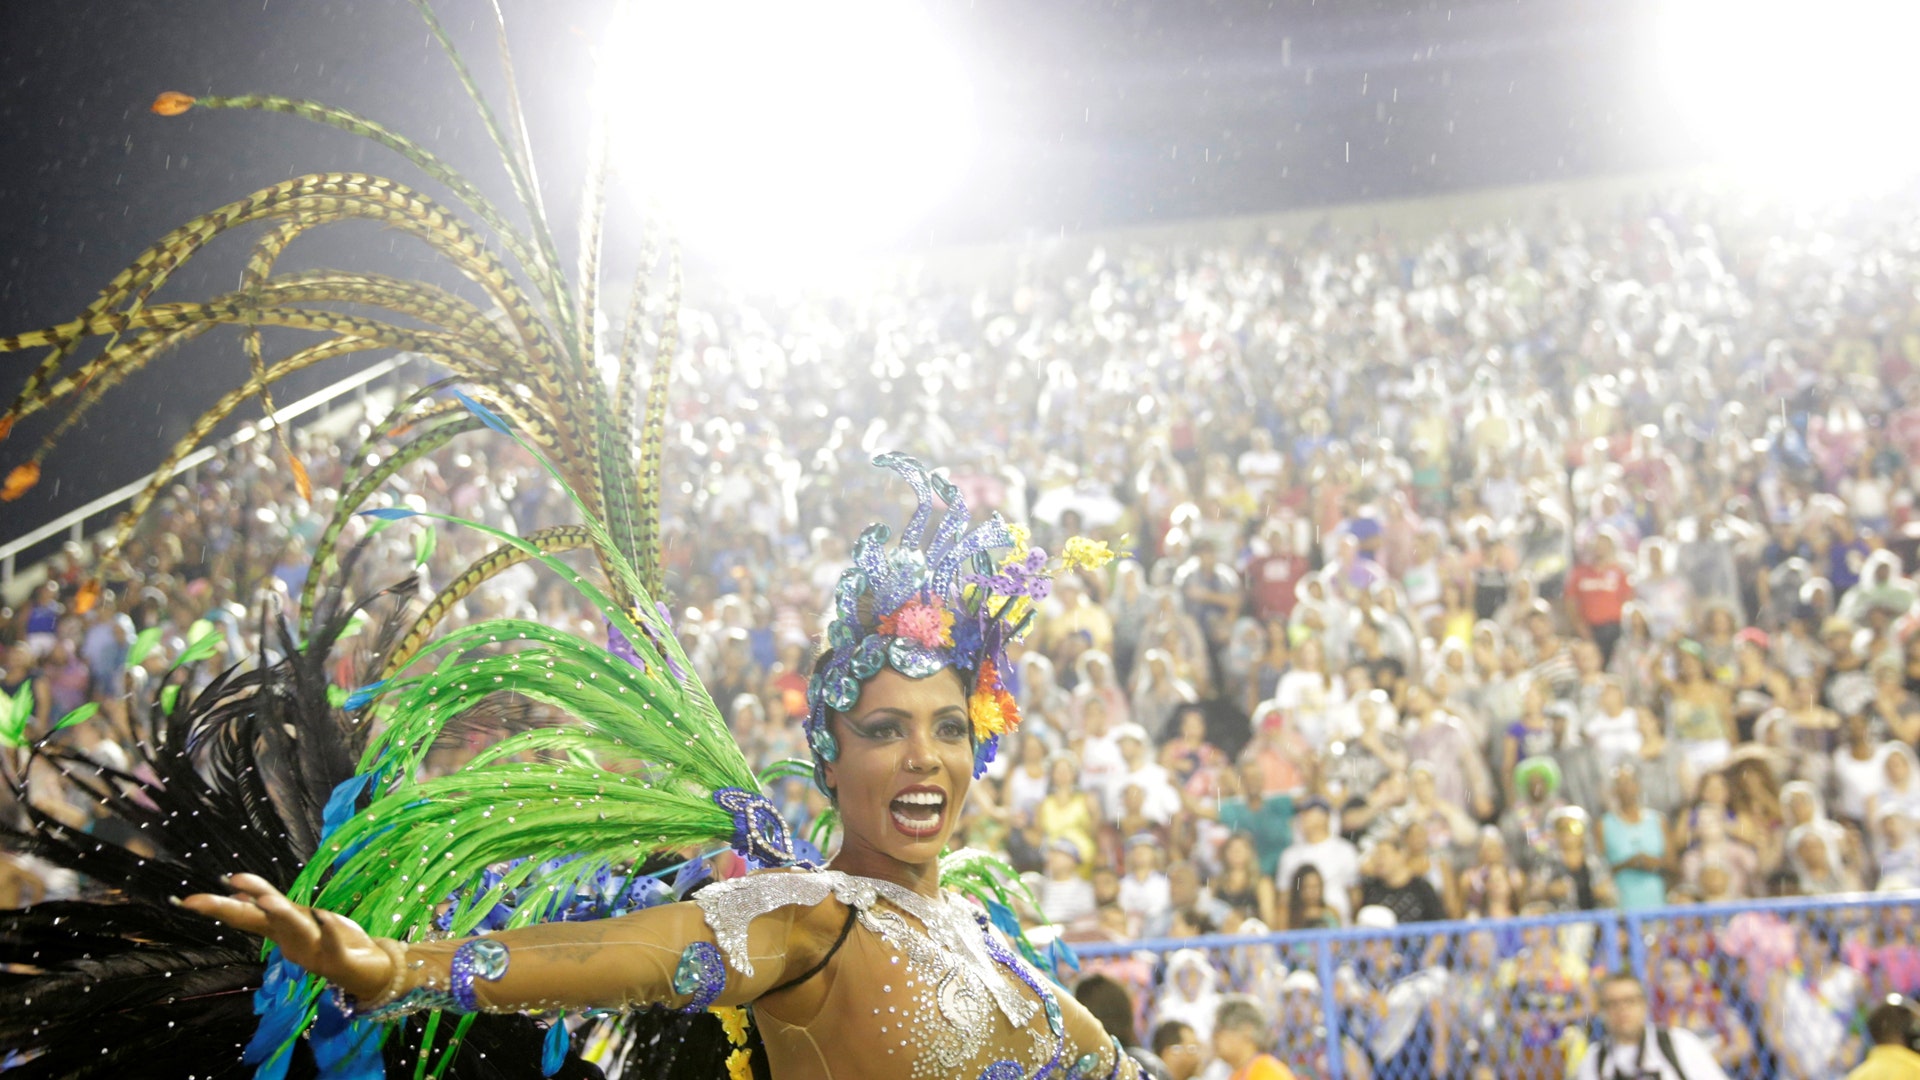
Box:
[1072,890,1920,1080]
[0,353,422,592]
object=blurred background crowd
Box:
[8,184,1920,1079]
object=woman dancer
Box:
[185,455,1141,1080]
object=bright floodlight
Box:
[608,0,976,278]
[1655,0,1920,197]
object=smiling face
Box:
[823,667,972,868]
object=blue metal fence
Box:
[1071,891,1920,1080]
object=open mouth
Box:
[889,786,948,838]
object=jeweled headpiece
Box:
[805,453,1112,795]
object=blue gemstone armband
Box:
[673,941,727,1012]
[449,938,511,1012]
[339,936,511,1022]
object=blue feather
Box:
[245,950,306,1080]
[309,994,384,1080]
[541,1015,569,1076]
[1048,937,1081,974]
[449,388,512,434]
[671,857,711,899]
[985,899,1025,940]
[340,680,387,712]
[320,774,371,841]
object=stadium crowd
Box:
[8,183,1920,1079]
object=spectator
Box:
[1844,1000,1920,1080]
[1768,921,1866,1080]
[1404,682,1493,820]
[1273,970,1372,1080]
[1358,831,1446,925]
[1667,643,1736,777]
[1631,707,1692,821]
[1148,861,1230,939]
[1075,973,1174,1080]
[1185,758,1294,878]
[1872,807,1920,888]
[1211,995,1297,1080]
[1041,840,1097,925]
[1272,639,1343,749]
[1003,732,1054,821]
[1651,956,1756,1076]
[1037,753,1101,874]
[1569,532,1634,665]
[1133,650,1199,741]
[1275,797,1360,923]
[1160,704,1229,794]
[1503,906,1594,1080]
[1151,1021,1206,1080]
[1109,724,1183,825]
[1873,745,1920,818]
[1210,832,1278,926]
[1535,806,1616,911]
[1502,756,1570,876]
[1601,764,1671,911]
[1577,970,1731,1080]
[1336,905,1447,1079]
[1281,863,1340,933]
[1833,714,1895,824]
[1430,927,1508,1080]
[1242,701,1311,795]
[1119,836,1173,933]
[1585,679,1643,775]
[1459,826,1525,920]
[1155,949,1224,1047]
[1678,810,1759,901]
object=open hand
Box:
[180,873,393,999]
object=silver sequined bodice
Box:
[694,870,1058,1078]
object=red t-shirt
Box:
[1247,553,1307,620]
[1568,562,1632,626]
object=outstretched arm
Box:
[183,872,828,1016]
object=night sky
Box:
[0,0,1671,543]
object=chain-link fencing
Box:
[1070,891,1920,1080]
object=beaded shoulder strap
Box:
[691,870,878,978]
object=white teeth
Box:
[891,805,942,832]
[894,791,945,806]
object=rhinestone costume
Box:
[694,869,1133,1080]
[343,867,1137,1080]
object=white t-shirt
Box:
[1107,763,1182,824]
[1238,448,1286,503]
[1274,672,1347,750]
[1832,743,1893,822]
[1003,766,1051,821]
[1843,474,1891,521]
[1575,1026,1731,1080]
[1585,707,1644,770]
[1275,835,1362,921]
[1081,733,1126,799]
[1118,872,1172,924]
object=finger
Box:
[225,872,282,900]
[179,893,272,936]
[255,889,324,953]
